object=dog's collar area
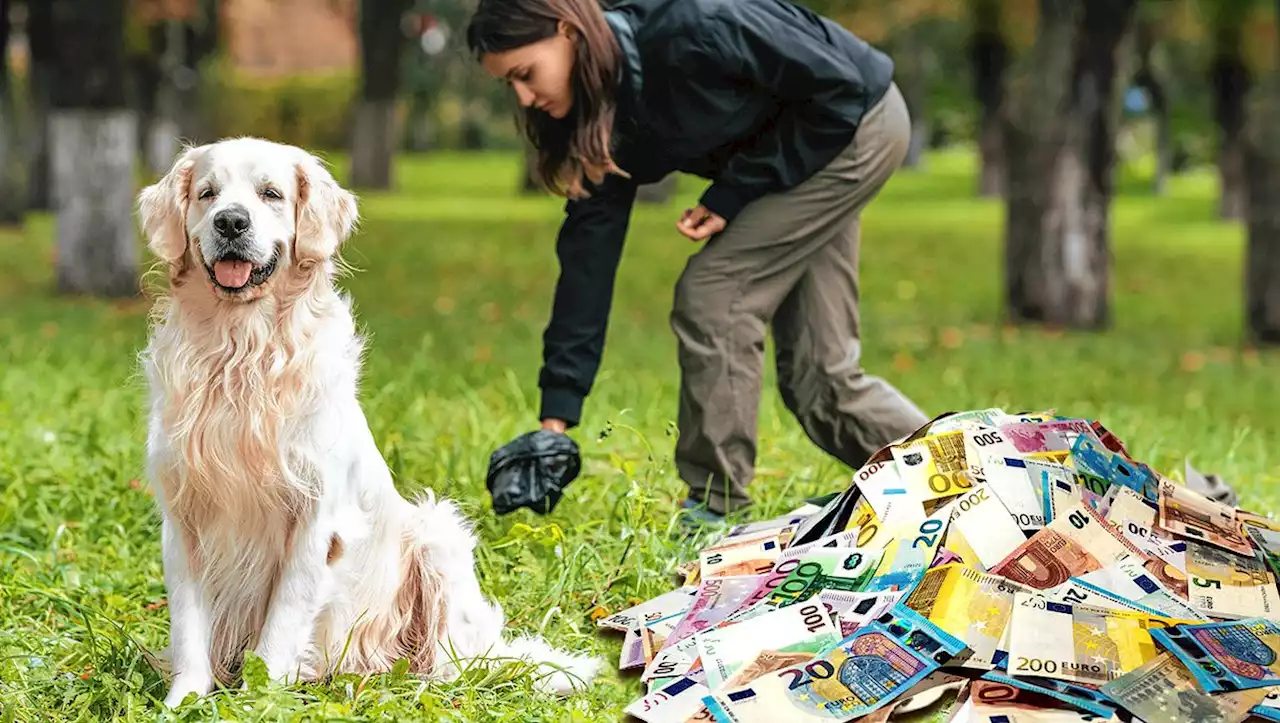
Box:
[205,249,280,293]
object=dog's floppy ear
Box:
[137,145,205,268]
[294,152,359,264]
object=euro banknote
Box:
[1149,618,1280,693]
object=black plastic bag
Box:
[486,430,582,515]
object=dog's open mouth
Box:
[206,251,279,292]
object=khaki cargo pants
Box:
[673,82,929,515]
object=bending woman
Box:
[466,0,929,525]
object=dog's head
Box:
[138,137,358,303]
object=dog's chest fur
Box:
[143,292,361,681]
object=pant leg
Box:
[673,83,916,515]
[773,215,930,472]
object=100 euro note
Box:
[695,598,841,690]
[702,603,968,722]
[762,547,883,609]
[1006,591,1157,686]
[989,502,1142,590]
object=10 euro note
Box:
[989,502,1142,590]
[702,603,967,723]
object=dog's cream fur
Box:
[136,137,600,708]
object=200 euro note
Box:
[1006,592,1156,685]
[702,604,967,722]
[947,485,1030,571]
[972,455,1046,533]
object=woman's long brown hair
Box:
[466,0,626,198]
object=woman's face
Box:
[480,24,576,120]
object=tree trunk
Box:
[903,80,929,169]
[174,0,219,145]
[1243,5,1280,344]
[1213,51,1250,221]
[971,16,1008,198]
[1003,0,1137,329]
[0,0,24,225]
[26,0,54,211]
[1134,13,1171,195]
[147,20,186,176]
[50,0,139,298]
[351,0,411,189]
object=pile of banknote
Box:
[595,408,1280,723]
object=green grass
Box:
[2,146,1279,721]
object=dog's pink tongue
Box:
[213,260,253,288]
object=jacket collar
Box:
[604,9,643,123]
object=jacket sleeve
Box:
[696,1,890,222]
[538,173,638,428]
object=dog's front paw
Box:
[163,674,212,708]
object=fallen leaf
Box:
[892,351,916,373]
[1180,350,1205,373]
[939,327,964,350]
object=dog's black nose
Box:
[212,206,251,239]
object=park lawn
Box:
[1,146,1278,722]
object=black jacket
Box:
[538,0,896,426]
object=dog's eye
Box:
[261,187,283,200]
[198,188,216,200]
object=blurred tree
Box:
[351,0,413,189]
[1133,2,1172,195]
[25,0,52,211]
[1242,0,1280,343]
[1207,0,1253,221]
[970,0,1008,196]
[1003,0,1138,329]
[50,0,138,297]
[0,0,23,225]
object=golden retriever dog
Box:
[136,137,600,707]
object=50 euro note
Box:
[904,562,1038,670]
[989,502,1143,591]
[695,598,841,690]
[702,603,968,722]
[1006,591,1158,686]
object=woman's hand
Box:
[541,418,568,434]
[677,205,726,241]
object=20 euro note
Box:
[1149,617,1280,693]
[989,502,1142,590]
[865,500,956,592]
[702,603,967,722]
[1006,591,1157,685]
[904,562,1036,669]
[1184,540,1280,620]
[695,598,841,690]
[1098,652,1269,723]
